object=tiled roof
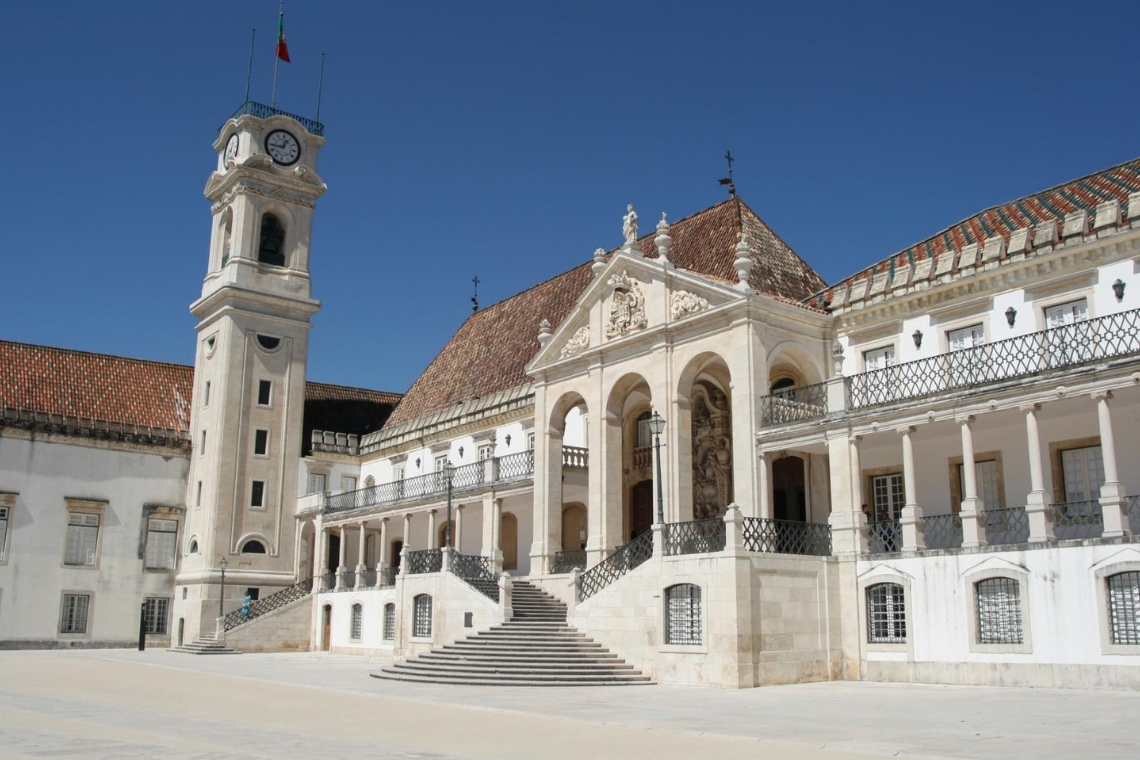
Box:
[388,197,825,426]
[811,157,1140,309]
[0,340,400,444]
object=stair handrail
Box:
[576,530,654,602]
[223,578,313,631]
[446,547,500,602]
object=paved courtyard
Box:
[0,650,1136,760]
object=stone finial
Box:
[591,247,607,278]
[832,341,845,375]
[537,319,552,348]
[622,204,639,249]
[654,213,674,267]
[733,233,754,292]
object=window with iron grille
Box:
[60,593,90,634]
[412,594,432,637]
[144,597,169,635]
[866,583,906,644]
[0,506,8,562]
[383,602,396,641]
[64,512,100,566]
[975,577,1023,645]
[1107,572,1140,645]
[350,603,363,640]
[144,518,178,570]
[665,584,702,645]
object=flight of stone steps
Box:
[373,580,651,686]
[169,632,239,655]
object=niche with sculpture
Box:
[692,381,733,519]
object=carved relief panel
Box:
[692,381,733,519]
[604,271,647,339]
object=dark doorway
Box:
[326,534,340,573]
[773,456,807,522]
[321,605,332,651]
[391,539,403,570]
[630,480,654,540]
[177,618,184,647]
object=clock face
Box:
[224,133,239,164]
[264,129,300,166]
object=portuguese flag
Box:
[275,11,291,63]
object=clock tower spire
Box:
[174,102,327,643]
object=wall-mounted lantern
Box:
[1005,306,1017,327]
[504,434,512,447]
[1113,279,1126,302]
[912,330,923,349]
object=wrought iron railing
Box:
[1129,495,1140,533]
[741,517,832,556]
[578,531,654,601]
[848,307,1140,409]
[985,507,1030,545]
[359,569,377,589]
[448,460,486,491]
[405,548,443,574]
[663,519,727,556]
[447,549,499,601]
[376,567,397,588]
[223,578,312,631]
[760,382,829,427]
[319,571,336,592]
[1052,500,1102,540]
[867,518,901,554]
[223,100,325,136]
[497,450,535,481]
[562,446,588,468]
[550,550,587,574]
[337,568,356,590]
[922,513,963,550]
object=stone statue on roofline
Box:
[622,204,639,247]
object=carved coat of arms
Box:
[604,271,647,338]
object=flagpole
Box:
[315,53,326,123]
[270,1,283,107]
[243,28,256,102]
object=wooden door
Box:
[630,480,653,540]
[321,605,332,651]
[501,513,518,570]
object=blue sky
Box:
[2,1,1138,393]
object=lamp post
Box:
[647,411,667,525]
[443,459,456,550]
[218,556,228,619]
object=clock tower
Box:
[173,103,327,643]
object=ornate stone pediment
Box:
[560,326,590,359]
[604,271,647,339]
[670,290,710,320]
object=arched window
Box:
[350,603,363,641]
[383,602,396,641]
[975,577,1023,645]
[219,208,233,267]
[187,539,199,554]
[770,377,796,393]
[636,411,653,448]
[412,594,432,637]
[257,213,286,266]
[866,582,906,643]
[364,475,376,489]
[240,539,267,555]
[665,584,702,645]
[1107,571,1140,645]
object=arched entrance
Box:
[773,455,806,522]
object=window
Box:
[413,594,432,637]
[665,584,702,645]
[1045,299,1091,366]
[144,597,170,635]
[975,578,1023,645]
[350,603,363,640]
[636,412,652,448]
[871,473,904,522]
[200,430,207,453]
[204,381,211,406]
[256,334,281,351]
[254,429,269,456]
[195,481,202,508]
[383,603,396,641]
[1107,572,1140,645]
[60,593,90,634]
[434,455,448,472]
[866,583,906,644]
[257,380,272,406]
[64,512,100,566]
[341,476,357,493]
[245,587,260,601]
[1060,445,1104,502]
[948,324,986,385]
[864,346,895,372]
[257,213,286,266]
[955,459,1002,509]
[240,539,267,554]
[0,506,8,562]
[364,475,376,488]
[144,518,178,570]
[188,538,199,554]
[769,377,796,393]
[528,433,536,451]
[479,444,494,461]
[308,473,326,494]
[251,480,265,508]
[394,467,405,481]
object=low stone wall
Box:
[224,597,313,653]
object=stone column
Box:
[757,451,772,520]
[1022,403,1055,541]
[335,525,347,588]
[827,433,868,554]
[356,521,367,586]
[427,509,438,550]
[454,504,464,552]
[590,413,624,566]
[490,497,504,573]
[671,397,693,522]
[312,517,325,585]
[898,426,924,551]
[378,518,390,570]
[531,415,562,576]
[1093,391,1130,536]
[400,513,412,576]
[849,435,864,511]
[958,415,987,547]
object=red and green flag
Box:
[275,11,291,63]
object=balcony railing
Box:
[662,519,727,556]
[742,517,832,556]
[985,507,1030,545]
[760,382,829,427]
[562,446,588,468]
[922,513,963,550]
[868,518,901,553]
[633,446,652,469]
[223,100,325,136]
[497,450,535,481]
[1052,500,1102,540]
[849,307,1140,409]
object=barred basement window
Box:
[383,603,396,641]
[144,597,170,635]
[1107,572,1140,645]
[866,583,906,644]
[413,594,432,637]
[975,577,1023,645]
[350,603,363,641]
[60,593,90,634]
[665,584,702,645]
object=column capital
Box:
[1019,402,1042,414]
[381,516,388,525]
[896,425,916,437]
[1091,390,1114,402]
[955,414,976,426]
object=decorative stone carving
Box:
[604,271,647,338]
[622,204,639,247]
[591,247,607,278]
[654,213,674,267]
[670,290,710,320]
[537,319,552,348]
[560,326,590,358]
[733,234,754,292]
[692,381,733,520]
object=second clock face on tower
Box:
[264,129,300,166]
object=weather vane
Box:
[471,276,480,313]
[718,150,736,197]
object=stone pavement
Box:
[0,649,1136,760]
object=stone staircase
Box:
[169,632,239,655]
[373,580,651,686]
